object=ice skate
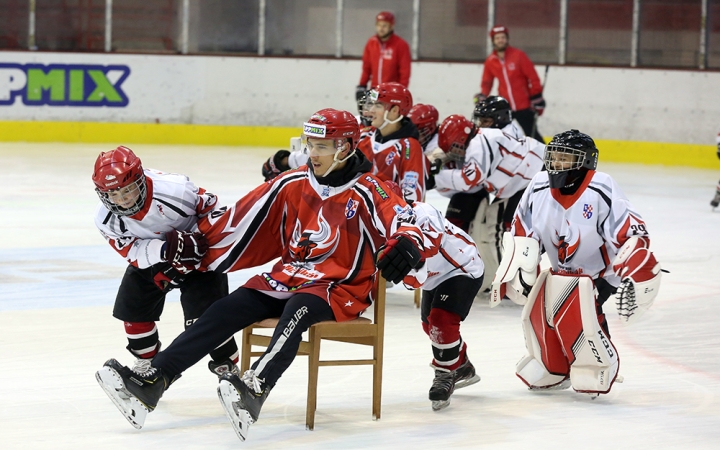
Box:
[453,358,481,390]
[217,370,269,441]
[95,358,170,429]
[208,358,240,377]
[429,367,455,411]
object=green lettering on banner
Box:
[26,69,65,102]
[86,70,122,102]
[69,69,84,102]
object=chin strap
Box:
[321,142,356,177]
[377,110,403,131]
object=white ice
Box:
[1,143,719,450]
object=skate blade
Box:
[431,399,451,411]
[96,367,149,429]
[217,380,254,441]
[454,374,481,390]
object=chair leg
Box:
[414,289,421,308]
[372,336,383,420]
[240,327,252,373]
[306,327,321,430]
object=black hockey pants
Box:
[152,288,334,387]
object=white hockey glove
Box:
[612,237,662,325]
[490,232,540,307]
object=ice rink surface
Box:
[1,143,719,449]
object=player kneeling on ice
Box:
[96,109,429,441]
[491,130,662,396]
[382,181,485,411]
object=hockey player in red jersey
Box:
[384,181,484,411]
[492,130,663,396]
[96,109,428,440]
[357,82,427,202]
[432,112,544,293]
[92,146,239,378]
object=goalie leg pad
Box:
[545,273,620,394]
[516,270,570,388]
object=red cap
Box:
[376,11,395,25]
[489,25,509,39]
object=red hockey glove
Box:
[261,150,291,181]
[162,230,208,272]
[612,237,662,324]
[530,93,546,116]
[153,265,185,292]
[375,235,424,284]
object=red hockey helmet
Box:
[489,25,509,39]
[376,11,395,25]
[408,103,439,146]
[372,82,413,116]
[92,146,147,216]
[303,108,361,150]
[438,115,476,160]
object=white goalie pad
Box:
[490,232,540,307]
[612,237,662,325]
[516,271,620,395]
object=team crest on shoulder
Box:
[583,204,593,219]
[345,199,359,219]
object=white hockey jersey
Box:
[434,127,544,199]
[399,202,485,290]
[94,170,219,269]
[512,170,650,287]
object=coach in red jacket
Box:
[356,11,411,102]
[476,25,545,143]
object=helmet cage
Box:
[417,124,436,148]
[95,177,147,216]
[445,142,467,163]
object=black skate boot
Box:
[217,370,270,441]
[429,367,455,411]
[711,189,720,208]
[453,358,481,390]
[208,358,241,377]
[95,358,174,429]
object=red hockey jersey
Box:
[197,165,424,322]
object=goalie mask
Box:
[544,129,598,190]
[473,95,512,129]
[92,146,147,216]
[407,103,439,148]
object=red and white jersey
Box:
[197,167,424,322]
[434,127,544,199]
[358,130,427,202]
[399,202,485,291]
[512,170,650,287]
[94,170,219,269]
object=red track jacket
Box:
[480,46,542,112]
[359,33,411,88]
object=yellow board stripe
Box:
[0,121,718,169]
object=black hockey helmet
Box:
[473,95,512,128]
[544,129,599,189]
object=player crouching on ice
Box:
[96,109,431,441]
[491,130,662,396]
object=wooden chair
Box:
[414,287,421,308]
[239,277,386,430]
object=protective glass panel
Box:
[494,0,561,64]
[419,0,488,60]
[112,0,179,53]
[706,1,720,68]
[342,0,414,57]
[265,0,336,56]
[191,0,258,54]
[35,0,106,51]
[638,0,701,68]
[567,0,633,66]
[0,0,29,50]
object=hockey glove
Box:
[162,230,208,272]
[153,265,185,292]
[473,93,487,105]
[530,93,546,116]
[375,235,424,284]
[612,237,662,324]
[261,150,291,181]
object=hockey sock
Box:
[427,308,466,371]
[124,321,160,359]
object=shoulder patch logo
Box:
[345,198,359,219]
[582,204,593,219]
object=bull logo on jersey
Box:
[461,159,482,186]
[286,209,340,279]
[551,221,581,266]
